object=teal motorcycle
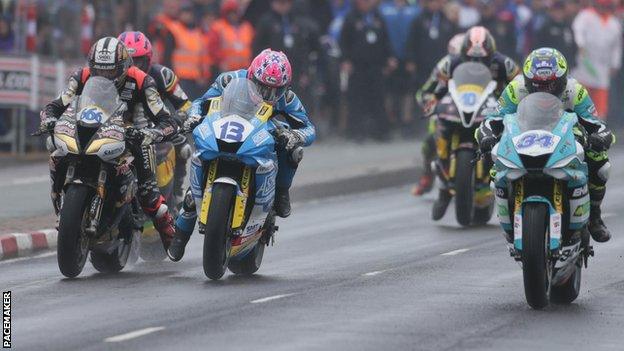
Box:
[491,93,593,309]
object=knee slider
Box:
[182,188,196,212]
[597,162,611,182]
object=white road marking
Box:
[250,293,295,304]
[0,175,49,187]
[362,270,386,277]
[0,251,56,264]
[441,248,470,256]
[104,327,165,343]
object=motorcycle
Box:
[189,78,282,280]
[433,62,497,226]
[42,77,146,278]
[491,93,592,309]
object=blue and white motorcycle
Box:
[190,78,282,280]
[491,93,592,309]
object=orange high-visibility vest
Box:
[210,19,254,71]
[166,21,205,80]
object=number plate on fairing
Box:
[512,131,560,157]
[212,115,254,143]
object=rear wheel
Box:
[228,243,265,275]
[57,185,91,278]
[551,259,582,304]
[203,183,235,280]
[91,223,133,273]
[454,149,475,226]
[522,203,551,309]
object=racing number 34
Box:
[516,133,554,149]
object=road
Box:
[3,149,624,351]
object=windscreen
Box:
[220,78,263,121]
[517,93,564,132]
[77,76,122,124]
[450,62,492,108]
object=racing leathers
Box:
[476,75,615,242]
[172,69,316,259]
[148,63,193,208]
[41,66,178,247]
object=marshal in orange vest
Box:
[208,19,254,72]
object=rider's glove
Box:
[588,129,614,152]
[183,115,203,133]
[479,135,498,153]
[140,128,164,146]
[39,111,57,131]
[423,96,438,116]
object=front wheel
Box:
[454,149,475,226]
[203,183,236,280]
[91,226,133,273]
[57,185,91,278]
[522,203,551,309]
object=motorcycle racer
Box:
[118,31,193,209]
[424,26,520,219]
[40,37,178,249]
[168,48,316,261]
[476,47,614,243]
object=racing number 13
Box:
[219,121,245,142]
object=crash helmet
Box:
[522,47,568,97]
[118,31,153,72]
[247,49,292,104]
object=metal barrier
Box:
[0,55,81,155]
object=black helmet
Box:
[460,26,496,64]
[522,47,568,97]
[88,37,132,89]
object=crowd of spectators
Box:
[1,0,624,141]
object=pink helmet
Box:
[118,31,153,72]
[247,49,292,103]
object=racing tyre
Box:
[473,203,494,225]
[228,242,265,275]
[57,185,91,278]
[91,227,133,273]
[454,149,475,226]
[203,183,235,280]
[551,259,582,304]
[522,202,551,309]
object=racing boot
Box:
[432,188,452,221]
[167,228,191,262]
[153,206,176,250]
[412,173,434,196]
[274,187,291,218]
[589,204,610,243]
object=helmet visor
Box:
[133,56,150,72]
[91,65,122,80]
[255,83,287,104]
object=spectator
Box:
[253,0,321,92]
[572,0,622,119]
[478,0,517,61]
[459,0,480,29]
[208,0,255,74]
[534,0,576,68]
[406,0,457,88]
[148,0,181,63]
[160,3,213,98]
[379,0,419,135]
[0,16,15,53]
[340,0,396,140]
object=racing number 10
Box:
[219,121,245,142]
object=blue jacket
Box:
[191,69,316,146]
